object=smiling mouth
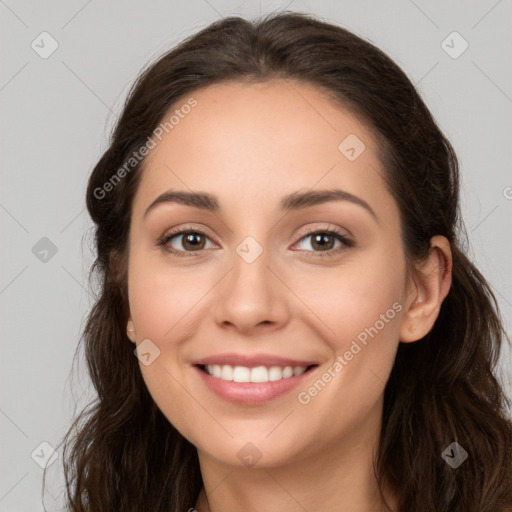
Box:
[197,364,318,383]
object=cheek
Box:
[293,252,405,415]
[290,266,404,441]
[292,252,404,343]
[127,252,209,341]
[126,251,206,435]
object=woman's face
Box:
[126,78,411,468]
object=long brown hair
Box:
[48,11,512,511]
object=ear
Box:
[399,235,453,343]
[126,317,137,343]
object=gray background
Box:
[1,0,511,510]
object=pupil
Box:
[185,233,204,250]
[313,233,333,250]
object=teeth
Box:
[250,366,269,383]
[293,366,307,376]
[282,366,293,378]
[220,365,233,381]
[233,366,250,382]
[204,364,309,383]
[268,366,282,381]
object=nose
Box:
[213,243,290,335]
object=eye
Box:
[293,227,354,257]
[157,227,216,257]
[157,224,354,259]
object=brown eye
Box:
[178,232,207,251]
[310,233,337,251]
[295,229,353,255]
[159,229,215,257]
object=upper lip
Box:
[191,353,318,368]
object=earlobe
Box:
[399,235,453,343]
[127,319,136,343]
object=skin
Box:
[125,78,452,512]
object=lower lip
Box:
[194,365,316,405]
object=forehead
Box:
[132,79,392,219]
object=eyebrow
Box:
[144,188,378,222]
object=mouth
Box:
[192,356,319,404]
[196,363,317,383]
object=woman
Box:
[52,11,512,512]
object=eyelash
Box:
[157,225,354,259]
